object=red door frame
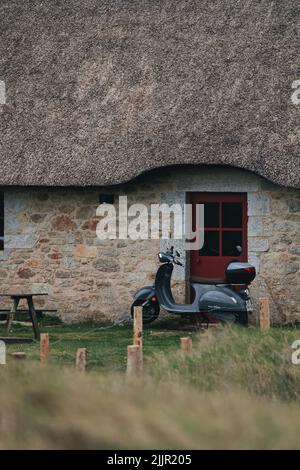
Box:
[189,193,248,283]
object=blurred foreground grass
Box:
[1,321,300,449]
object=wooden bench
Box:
[0,309,58,322]
[0,293,58,340]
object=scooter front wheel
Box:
[131,299,160,324]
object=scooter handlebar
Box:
[159,249,183,266]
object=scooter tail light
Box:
[243,267,255,273]
[152,296,157,302]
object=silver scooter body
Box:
[132,248,256,324]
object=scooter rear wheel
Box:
[131,299,160,324]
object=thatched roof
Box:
[0,0,299,188]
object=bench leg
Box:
[27,297,40,341]
[6,298,19,335]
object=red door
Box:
[190,193,248,283]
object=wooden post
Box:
[40,333,49,364]
[76,348,87,372]
[259,297,270,330]
[180,337,192,354]
[127,345,142,380]
[133,306,143,349]
[133,306,143,370]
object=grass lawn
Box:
[0,318,198,371]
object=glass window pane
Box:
[222,202,243,228]
[204,202,219,228]
[0,218,3,235]
[199,231,219,256]
[222,231,243,256]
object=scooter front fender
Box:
[133,286,156,302]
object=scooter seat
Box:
[190,275,226,284]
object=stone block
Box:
[248,238,269,252]
[137,261,158,272]
[161,191,186,206]
[248,217,263,236]
[92,258,120,272]
[31,283,49,294]
[5,192,31,212]
[289,245,300,255]
[55,270,71,279]
[0,269,7,278]
[51,215,77,232]
[248,193,270,216]
[286,262,299,274]
[30,214,47,223]
[288,199,300,213]
[270,195,289,214]
[17,267,35,279]
[5,214,22,234]
[247,253,260,273]
[5,233,39,249]
[74,244,97,258]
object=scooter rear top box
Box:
[225,262,256,285]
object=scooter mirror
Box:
[158,252,171,263]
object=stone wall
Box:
[0,167,299,323]
[0,186,161,321]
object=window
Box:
[190,193,247,282]
[0,193,3,250]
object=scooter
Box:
[131,246,256,325]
